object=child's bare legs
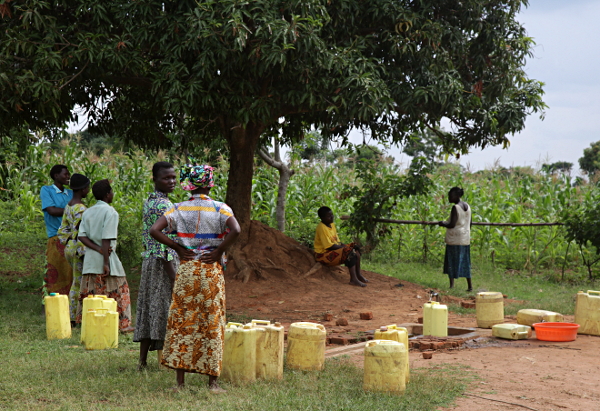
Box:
[349,266,366,287]
[354,253,368,283]
[449,276,454,289]
[466,278,473,292]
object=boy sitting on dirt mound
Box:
[313,206,368,287]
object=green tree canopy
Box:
[579,141,600,175]
[1,0,546,231]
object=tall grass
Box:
[1,140,599,280]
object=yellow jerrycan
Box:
[80,295,117,344]
[422,301,439,336]
[363,340,407,394]
[574,290,600,335]
[84,308,119,350]
[246,320,284,380]
[374,325,410,384]
[431,304,448,337]
[516,309,563,327]
[222,323,258,384]
[286,322,326,371]
[492,323,532,340]
[45,293,71,340]
[476,292,504,328]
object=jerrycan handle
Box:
[587,290,600,296]
[386,324,398,330]
[251,319,271,327]
[516,331,529,337]
[226,322,244,328]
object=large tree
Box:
[1,0,545,234]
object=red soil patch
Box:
[224,222,600,411]
[224,221,474,330]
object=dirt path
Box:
[225,268,600,411]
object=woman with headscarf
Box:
[150,163,240,392]
[57,173,90,325]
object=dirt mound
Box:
[226,220,322,283]
[224,221,457,329]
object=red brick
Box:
[359,312,373,320]
[422,351,433,359]
[419,342,432,350]
[444,341,453,349]
[461,301,476,309]
[434,341,445,350]
[336,318,349,326]
[323,313,333,321]
[417,316,423,324]
[329,336,350,345]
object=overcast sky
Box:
[370,0,600,174]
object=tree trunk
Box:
[258,139,295,232]
[222,121,264,282]
[224,122,264,236]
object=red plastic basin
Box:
[532,322,580,342]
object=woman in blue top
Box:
[40,164,73,305]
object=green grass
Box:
[0,238,473,411]
[0,291,472,410]
[363,259,594,315]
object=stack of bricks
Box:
[409,337,465,351]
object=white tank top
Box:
[445,203,471,246]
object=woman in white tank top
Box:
[439,187,473,292]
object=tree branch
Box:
[58,61,88,91]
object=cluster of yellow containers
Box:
[222,320,285,384]
[477,289,600,339]
[44,293,118,350]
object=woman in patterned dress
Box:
[57,173,90,325]
[134,162,179,370]
[150,163,240,392]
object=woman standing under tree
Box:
[439,187,473,292]
[40,165,73,306]
[150,163,240,393]
[134,162,179,370]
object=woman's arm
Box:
[201,216,241,264]
[150,215,195,261]
[78,236,112,275]
[45,206,65,217]
[439,205,458,228]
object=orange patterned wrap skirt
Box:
[161,259,225,376]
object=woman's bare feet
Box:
[349,280,366,287]
[357,273,369,283]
